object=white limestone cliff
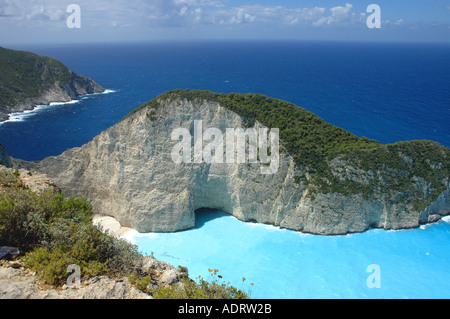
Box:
[21,94,450,235]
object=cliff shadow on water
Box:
[193,208,230,230]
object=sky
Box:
[0,0,449,44]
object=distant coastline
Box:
[0,47,107,123]
[0,89,116,125]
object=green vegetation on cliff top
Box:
[130,89,449,210]
[0,47,72,110]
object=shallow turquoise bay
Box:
[123,210,450,299]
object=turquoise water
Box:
[123,210,450,299]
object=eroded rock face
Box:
[0,144,11,168]
[23,95,450,235]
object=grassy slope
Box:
[0,47,72,111]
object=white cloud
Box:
[382,18,404,27]
[191,4,329,26]
[175,0,226,6]
[179,6,188,16]
[330,3,353,19]
[0,0,68,23]
[0,0,358,29]
[1,0,417,41]
[229,8,256,24]
[313,3,353,26]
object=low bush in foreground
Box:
[1,169,250,298]
[151,269,251,299]
[0,169,143,285]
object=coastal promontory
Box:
[0,47,104,121]
[19,89,450,235]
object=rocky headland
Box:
[0,47,104,122]
[17,89,450,236]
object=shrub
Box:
[0,187,49,251]
[0,170,143,285]
[22,246,107,286]
[150,269,251,299]
[128,271,152,291]
[20,215,143,285]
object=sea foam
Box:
[0,89,116,125]
[3,100,80,124]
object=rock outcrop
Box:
[0,261,152,299]
[0,165,60,194]
[19,90,450,235]
[0,254,187,299]
[0,143,11,168]
[0,255,184,299]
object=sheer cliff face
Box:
[30,95,450,235]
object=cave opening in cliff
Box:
[194,208,229,229]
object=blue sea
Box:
[0,41,449,298]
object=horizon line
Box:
[4,37,450,48]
